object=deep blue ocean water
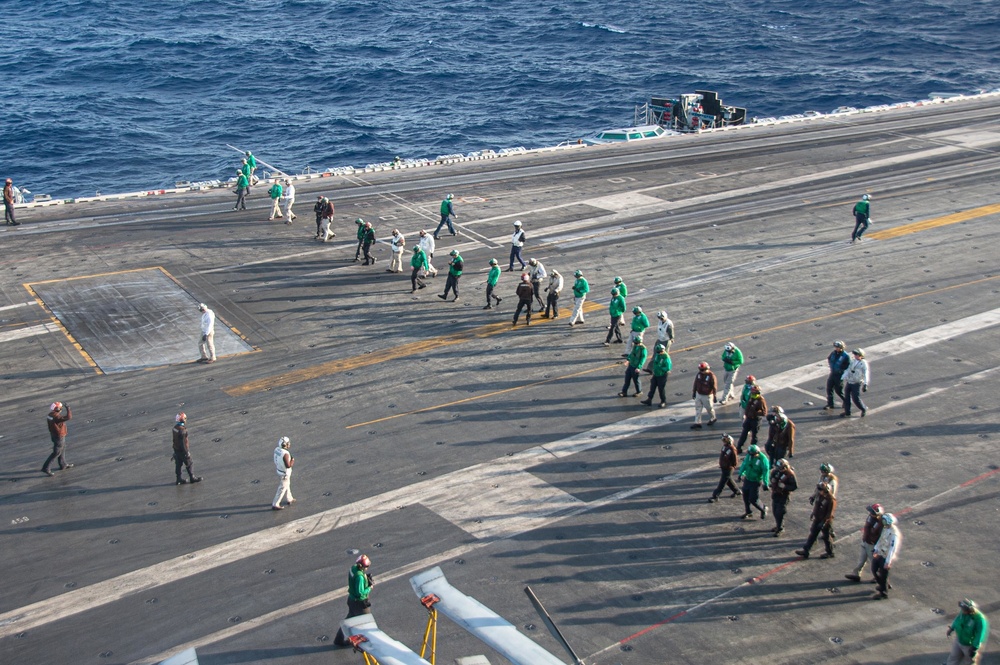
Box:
[1,0,998,199]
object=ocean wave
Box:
[578,21,627,34]
[0,0,997,198]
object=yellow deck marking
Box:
[22,282,102,374]
[228,198,1000,400]
[223,300,605,396]
[346,274,1000,428]
[867,202,1000,240]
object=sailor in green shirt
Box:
[333,554,374,647]
[240,160,253,187]
[947,599,988,664]
[569,270,589,326]
[641,343,672,407]
[624,306,650,357]
[360,221,377,264]
[244,151,258,181]
[613,276,628,327]
[737,444,771,520]
[267,180,283,220]
[484,258,502,309]
[619,337,647,397]
[851,193,871,243]
[438,249,463,301]
[410,246,429,293]
[603,288,625,345]
[233,170,249,211]
[719,342,745,403]
[354,218,366,261]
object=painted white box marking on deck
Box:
[421,465,585,540]
[584,192,666,212]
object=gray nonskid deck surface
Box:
[0,99,998,665]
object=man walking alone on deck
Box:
[507,221,526,272]
[4,178,20,226]
[41,401,73,476]
[172,412,202,485]
[272,436,294,509]
[197,303,216,363]
[434,194,457,238]
[484,258,502,309]
[851,193,871,243]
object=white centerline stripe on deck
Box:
[0,322,60,344]
[0,301,36,312]
[2,306,1000,639]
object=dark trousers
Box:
[443,274,459,299]
[334,598,372,646]
[486,283,500,306]
[235,187,247,210]
[508,246,524,270]
[42,436,67,472]
[843,382,866,415]
[545,292,558,317]
[362,242,375,264]
[174,452,195,481]
[605,315,623,343]
[872,554,890,593]
[5,202,15,224]
[354,238,364,258]
[712,468,739,498]
[736,417,760,452]
[410,267,425,291]
[772,495,790,530]
[434,214,455,236]
[742,480,764,515]
[851,213,869,241]
[621,365,641,395]
[646,373,667,403]
[803,520,835,555]
[531,281,544,308]
[513,298,532,324]
[826,372,844,407]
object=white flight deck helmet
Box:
[513,220,522,227]
[862,194,870,200]
[278,436,291,449]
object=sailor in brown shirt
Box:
[796,482,837,559]
[172,412,203,485]
[690,362,718,430]
[765,406,796,462]
[845,503,884,582]
[708,434,742,502]
[736,384,766,453]
[41,401,73,476]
